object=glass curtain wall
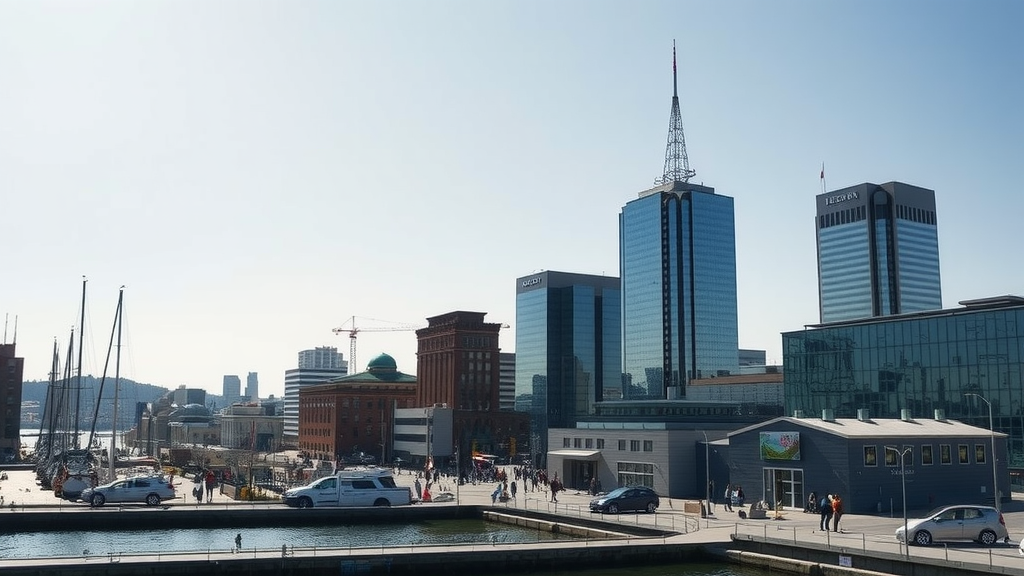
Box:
[784,307,1024,466]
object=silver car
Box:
[80,474,177,507]
[895,505,1008,546]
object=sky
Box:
[2,1,1022,399]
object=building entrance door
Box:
[762,467,804,509]
[564,460,595,492]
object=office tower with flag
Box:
[619,42,739,400]
[816,181,942,323]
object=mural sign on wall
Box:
[760,431,801,460]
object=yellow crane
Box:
[332,316,422,374]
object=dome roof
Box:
[366,353,397,372]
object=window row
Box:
[559,437,653,452]
[862,443,987,467]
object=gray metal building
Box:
[727,412,1008,515]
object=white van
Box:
[283,467,412,508]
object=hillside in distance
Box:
[21,376,227,430]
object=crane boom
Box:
[332,316,422,374]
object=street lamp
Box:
[886,445,912,561]
[965,393,999,512]
[701,430,710,516]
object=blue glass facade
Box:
[620,182,739,399]
[783,297,1024,467]
[514,271,621,463]
[816,182,941,323]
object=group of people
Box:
[810,492,844,532]
[191,469,218,503]
[718,483,745,512]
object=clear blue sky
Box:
[2,1,1021,398]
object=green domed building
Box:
[298,352,416,462]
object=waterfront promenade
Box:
[2,467,1024,575]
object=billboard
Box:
[759,431,801,460]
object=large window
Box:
[975,444,987,464]
[921,445,933,465]
[958,444,970,464]
[617,461,654,488]
[940,444,951,464]
[863,446,877,466]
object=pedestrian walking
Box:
[723,483,733,512]
[550,474,562,503]
[831,494,844,532]
[819,494,833,531]
[235,533,242,551]
[204,470,217,502]
[510,480,517,500]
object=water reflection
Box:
[0,519,574,559]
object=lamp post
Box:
[886,445,913,561]
[701,430,710,516]
[965,393,999,512]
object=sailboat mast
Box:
[109,287,124,480]
[73,277,87,447]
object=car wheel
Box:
[297,496,313,509]
[979,529,998,546]
[646,502,657,513]
[914,530,932,546]
[91,493,105,507]
[607,503,619,514]
[146,494,161,506]
[373,498,391,507]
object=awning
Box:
[547,449,601,460]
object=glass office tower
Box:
[816,181,942,323]
[784,296,1024,469]
[620,181,739,400]
[515,271,621,464]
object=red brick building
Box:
[298,353,416,463]
[0,343,24,461]
[416,311,529,467]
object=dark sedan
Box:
[589,486,659,514]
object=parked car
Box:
[895,505,1008,546]
[80,474,177,507]
[589,486,659,514]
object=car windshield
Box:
[922,506,957,519]
[604,487,629,498]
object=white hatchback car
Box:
[80,474,177,507]
[895,505,1008,546]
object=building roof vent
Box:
[792,409,805,419]
[934,409,946,422]
[857,408,871,422]
[901,408,913,422]
[821,409,835,422]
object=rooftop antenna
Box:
[655,40,696,185]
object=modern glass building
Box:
[816,181,941,323]
[783,296,1024,470]
[515,271,621,463]
[619,181,739,399]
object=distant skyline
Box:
[2,1,1021,399]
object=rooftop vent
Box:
[857,408,871,422]
[792,409,805,419]
[821,409,835,422]
[934,409,946,422]
[901,409,913,422]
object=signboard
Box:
[759,431,801,460]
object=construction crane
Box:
[332,316,422,374]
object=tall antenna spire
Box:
[656,40,696,185]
